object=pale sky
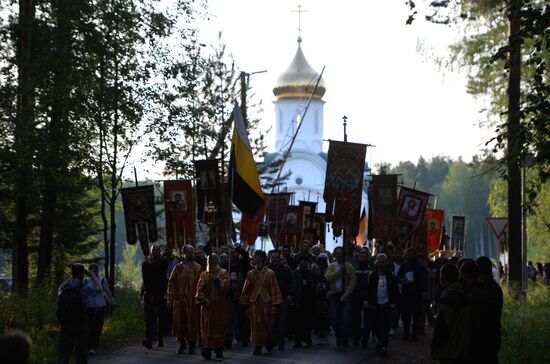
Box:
[199,0,490,168]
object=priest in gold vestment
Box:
[196,253,230,360]
[167,245,203,355]
[240,250,283,356]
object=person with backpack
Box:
[58,263,102,364]
[85,263,117,356]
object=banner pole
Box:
[230,166,235,246]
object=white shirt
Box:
[376,275,389,305]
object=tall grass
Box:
[500,284,550,364]
[0,285,143,363]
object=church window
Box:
[295,177,303,185]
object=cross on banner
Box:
[486,217,508,240]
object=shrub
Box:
[500,284,550,363]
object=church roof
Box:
[273,38,326,100]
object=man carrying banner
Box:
[240,250,283,356]
[167,245,203,355]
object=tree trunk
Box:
[37,0,71,281]
[109,27,120,296]
[506,0,523,290]
[13,0,34,296]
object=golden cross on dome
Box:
[291,4,308,43]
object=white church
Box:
[261,37,369,251]
[268,36,329,211]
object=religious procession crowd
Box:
[132,240,503,363]
[0,240,506,364]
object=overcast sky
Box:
[198,0,491,169]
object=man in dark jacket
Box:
[282,244,298,270]
[431,263,468,362]
[461,261,488,362]
[268,250,294,350]
[140,244,169,349]
[352,248,373,347]
[233,244,252,347]
[291,254,317,348]
[365,253,399,355]
[476,256,503,364]
[398,248,427,340]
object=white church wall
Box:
[274,99,324,154]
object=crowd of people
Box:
[135,240,504,363]
[16,238,510,363]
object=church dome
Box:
[273,39,326,100]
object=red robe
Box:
[167,261,202,341]
[239,266,283,347]
[195,268,230,349]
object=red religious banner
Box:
[280,205,305,250]
[396,186,431,248]
[266,192,292,246]
[425,209,445,254]
[240,196,268,247]
[370,174,398,242]
[323,140,367,240]
[164,180,195,250]
[121,185,159,256]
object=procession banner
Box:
[395,186,431,248]
[193,159,220,222]
[370,174,398,242]
[299,201,317,244]
[240,196,268,247]
[265,192,292,245]
[451,215,466,251]
[281,205,305,250]
[425,208,445,254]
[409,218,428,254]
[314,213,326,247]
[164,180,195,250]
[323,140,367,239]
[367,185,374,241]
[121,185,158,256]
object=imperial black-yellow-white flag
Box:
[229,101,264,218]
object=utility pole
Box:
[240,71,248,128]
[506,0,523,291]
